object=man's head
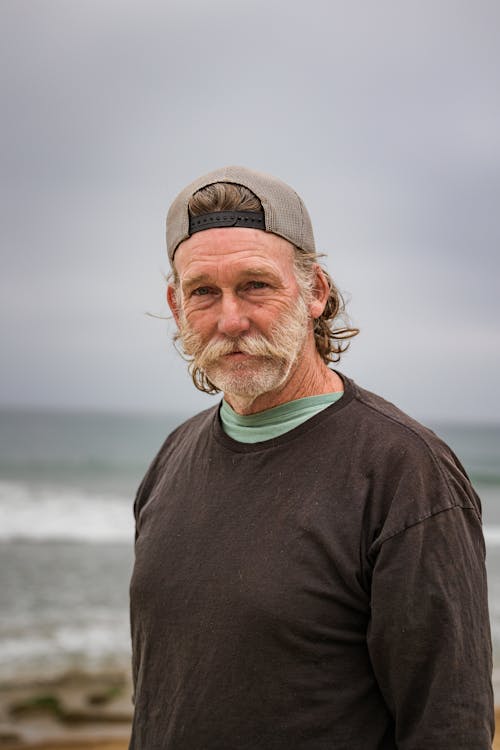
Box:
[166,167,358,402]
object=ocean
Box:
[1,408,499,685]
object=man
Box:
[129,166,493,749]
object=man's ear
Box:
[167,284,181,327]
[308,265,330,319]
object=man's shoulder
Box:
[167,403,220,441]
[133,403,220,515]
[342,374,481,527]
[152,403,220,466]
[344,374,445,454]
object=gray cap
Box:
[166,165,316,264]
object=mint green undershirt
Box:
[220,392,344,444]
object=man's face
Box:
[168,228,315,401]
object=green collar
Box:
[220,392,343,444]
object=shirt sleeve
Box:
[367,506,494,749]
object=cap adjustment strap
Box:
[189,210,265,235]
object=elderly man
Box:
[129,166,493,749]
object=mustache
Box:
[179,327,288,370]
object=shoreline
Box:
[0,671,132,750]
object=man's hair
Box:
[180,182,359,367]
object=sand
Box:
[0,671,132,750]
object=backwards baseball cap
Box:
[166,165,316,265]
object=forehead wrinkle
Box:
[237,267,281,279]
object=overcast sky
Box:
[1,0,499,422]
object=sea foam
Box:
[0,480,133,543]
[2,478,500,547]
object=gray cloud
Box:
[1,0,499,420]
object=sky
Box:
[1,0,499,422]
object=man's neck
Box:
[224,352,343,416]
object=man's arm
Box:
[367,505,494,749]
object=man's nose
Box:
[217,293,250,337]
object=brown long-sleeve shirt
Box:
[129,374,493,749]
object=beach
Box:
[0,670,132,749]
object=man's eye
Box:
[247,281,268,290]
[192,287,212,296]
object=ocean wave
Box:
[0,480,134,543]
[0,620,131,682]
[2,478,500,547]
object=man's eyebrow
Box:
[182,273,212,290]
[182,268,281,290]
